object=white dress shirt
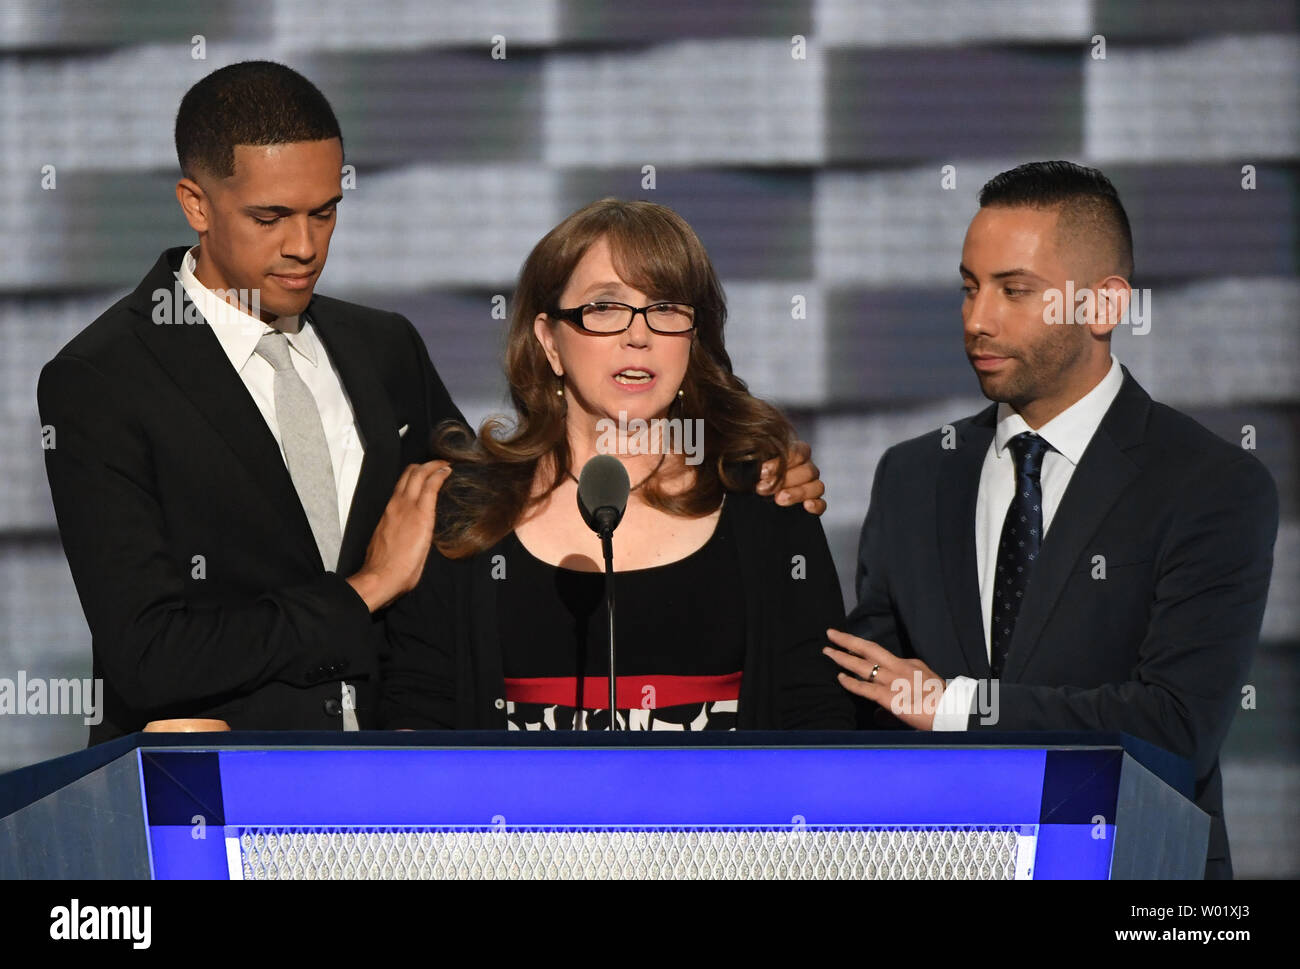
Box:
[177,247,365,547]
[177,248,365,730]
[932,354,1125,730]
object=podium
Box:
[0,731,1209,879]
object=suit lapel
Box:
[938,408,997,678]
[306,301,399,575]
[1001,370,1150,679]
[127,250,321,569]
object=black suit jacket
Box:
[844,367,1278,879]
[38,248,465,743]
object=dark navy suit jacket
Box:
[844,367,1278,879]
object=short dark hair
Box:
[978,160,1134,280]
[175,61,342,180]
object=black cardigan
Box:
[380,491,855,730]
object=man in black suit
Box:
[39,61,827,744]
[824,161,1278,879]
[37,62,463,741]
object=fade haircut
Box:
[175,61,342,180]
[979,160,1134,282]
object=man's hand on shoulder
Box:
[757,440,826,515]
[347,460,451,613]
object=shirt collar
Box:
[177,246,318,371]
[993,354,1124,466]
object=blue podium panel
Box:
[208,747,1047,825]
[0,732,1209,880]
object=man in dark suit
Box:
[824,161,1278,879]
[37,62,462,741]
[39,61,828,744]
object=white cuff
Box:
[932,676,979,731]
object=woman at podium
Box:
[381,199,852,731]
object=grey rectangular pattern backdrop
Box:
[0,0,1296,876]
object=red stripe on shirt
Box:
[504,673,742,710]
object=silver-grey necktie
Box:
[254,330,342,572]
[255,329,358,731]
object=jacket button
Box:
[493,698,505,710]
[323,697,342,716]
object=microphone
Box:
[576,456,631,729]
[577,454,630,538]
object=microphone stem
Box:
[602,530,616,730]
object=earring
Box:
[556,386,564,397]
[677,389,684,399]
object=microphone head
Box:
[577,455,631,537]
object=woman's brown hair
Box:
[432,197,794,558]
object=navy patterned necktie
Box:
[990,432,1053,678]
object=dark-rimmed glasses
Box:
[548,301,696,334]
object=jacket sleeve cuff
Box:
[281,572,377,687]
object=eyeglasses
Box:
[549,301,696,334]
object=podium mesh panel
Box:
[235,826,1023,879]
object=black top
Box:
[498,497,746,730]
[381,490,854,731]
